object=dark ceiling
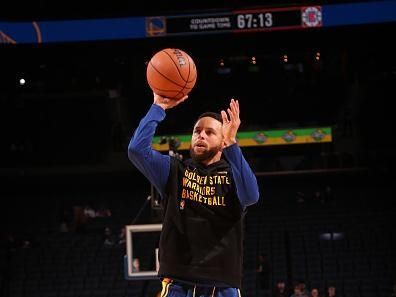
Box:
[1,0,375,20]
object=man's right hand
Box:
[153,93,188,110]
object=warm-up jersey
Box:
[128,104,259,288]
[159,157,245,287]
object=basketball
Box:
[146,48,197,100]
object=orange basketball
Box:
[146,48,197,100]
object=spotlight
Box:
[216,58,231,75]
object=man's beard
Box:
[189,145,221,163]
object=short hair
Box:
[196,112,223,124]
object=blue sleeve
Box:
[127,104,170,197]
[223,144,260,207]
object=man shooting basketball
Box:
[128,93,259,297]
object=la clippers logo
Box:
[302,6,322,28]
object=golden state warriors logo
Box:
[1,21,42,44]
[301,6,322,28]
[146,17,166,37]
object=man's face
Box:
[311,289,319,297]
[294,287,302,296]
[190,116,223,163]
[277,282,285,290]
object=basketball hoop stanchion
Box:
[124,224,162,280]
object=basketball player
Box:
[128,93,259,297]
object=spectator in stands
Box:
[118,226,126,245]
[325,285,340,297]
[103,226,115,247]
[256,253,271,292]
[299,281,309,296]
[290,283,303,297]
[132,258,140,272]
[312,190,324,204]
[59,206,72,233]
[83,205,97,218]
[296,191,306,203]
[273,280,289,297]
[21,239,32,248]
[71,205,88,233]
[391,282,396,297]
[310,288,321,297]
[128,96,259,297]
[290,283,309,297]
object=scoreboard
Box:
[2,1,395,44]
[146,6,323,36]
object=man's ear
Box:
[221,140,227,150]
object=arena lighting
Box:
[248,56,260,72]
[19,78,26,85]
[283,54,288,63]
[320,232,345,240]
[216,58,231,74]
